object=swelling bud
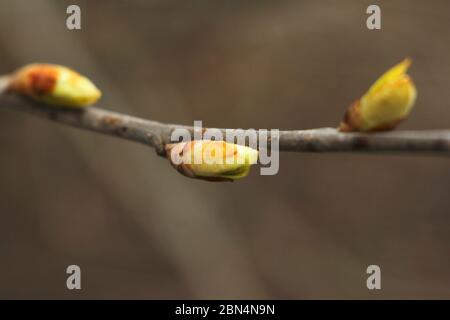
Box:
[9,63,101,108]
[340,58,417,132]
[166,140,259,182]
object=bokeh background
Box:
[0,0,449,299]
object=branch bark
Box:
[1,75,449,156]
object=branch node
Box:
[147,133,166,156]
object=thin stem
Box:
[1,76,449,156]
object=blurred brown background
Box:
[0,0,449,299]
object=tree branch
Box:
[1,75,449,156]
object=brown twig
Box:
[1,75,449,157]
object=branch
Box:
[1,75,449,156]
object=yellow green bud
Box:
[166,140,259,181]
[9,63,101,108]
[340,58,417,132]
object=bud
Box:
[340,58,417,132]
[8,63,101,107]
[165,140,259,181]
